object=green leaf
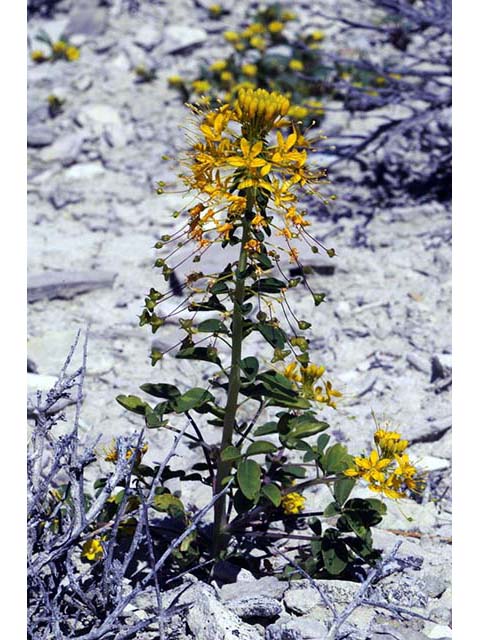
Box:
[140,383,181,399]
[152,494,185,518]
[246,441,277,456]
[172,387,214,413]
[282,464,307,478]
[322,444,352,474]
[197,319,229,334]
[251,277,286,294]
[176,346,221,366]
[145,405,168,429]
[323,501,340,517]
[116,395,149,415]
[220,445,242,462]
[261,483,282,507]
[254,421,278,436]
[240,357,259,382]
[237,459,262,500]
[317,434,330,454]
[321,529,349,575]
[313,293,326,306]
[288,415,329,440]
[334,477,356,506]
[258,323,286,349]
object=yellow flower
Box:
[241,63,257,77]
[389,73,402,80]
[103,441,148,464]
[250,35,266,50]
[281,492,306,515]
[268,21,284,34]
[52,40,67,54]
[281,10,296,21]
[168,75,184,86]
[208,4,222,16]
[375,76,386,86]
[289,59,304,72]
[210,60,228,72]
[234,42,246,52]
[81,538,104,561]
[374,429,408,456]
[244,239,261,253]
[344,449,391,484]
[31,49,47,62]
[309,30,325,41]
[66,46,80,61]
[223,30,239,43]
[220,70,234,83]
[288,105,309,120]
[226,138,268,171]
[192,79,211,94]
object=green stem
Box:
[213,190,253,557]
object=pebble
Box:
[63,162,106,180]
[134,24,163,51]
[27,126,55,148]
[65,5,108,37]
[40,132,85,165]
[75,103,122,133]
[161,25,208,54]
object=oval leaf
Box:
[237,459,262,500]
[246,441,277,456]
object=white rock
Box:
[64,162,105,180]
[134,24,163,51]
[414,455,450,472]
[73,75,93,92]
[161,25,207,54]
[104,123,134,148]
[75,104,123,134]
[185,583,258,640]
[27,373,58,392]
[40,133,85,165]
[425,623,452,639]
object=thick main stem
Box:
[213,192,253,557]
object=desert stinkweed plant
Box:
[30,29,80,63]
[117,86,424,577]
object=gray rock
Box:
[134,24,163,51]
[407,352,431,374]
[28,126,54,148]
[49,186,84,209]
[104,123,134,148]
[421,574,447,599]
[185,583,258,640]
[226,596,283,621]
[267,617,329,640]
[370,624,429,640]
[65,5,108,37]
[220,576,287,602]
[73,75,93,92]
[75,104,122,134]
[40,133,85,165]
[266,45,293,59]
[28,270,116,303]
[161,25,207,54]
[283,584,322,615]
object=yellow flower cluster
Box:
[281,491,306,514]
[81,538,104,561]
[344,430,422,499]
[284,362,342,408]
[31,40,80,63]
[182,88,328,250]
[103,441,148,464]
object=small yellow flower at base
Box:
[220,70,234,84]
[268,21,284,34]
[209,60,228,73]
[281,492,306,515]
[287,105,309,120]
[81,538,104,562]
[192,80,211,94]
[208,4,222,17]
[244,239,261,253]
[52,40,67,54]
[289,59,304,72]
[309,30,325,42]
[66,46,80,61]
[31,50,47,63]
[168,75,184,86]
[250,36,266,50]
[281,10,296,21]
[223,30,239,43]
[241,64,258,77]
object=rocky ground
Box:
[27,1,451,638]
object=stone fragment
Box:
[266,617,329,640]
[28,126,54,148]
[40,132,85,165]
[185,583,258,640]
[161,25,207,54]
[65,5,108,37]
[63,162,105,180]
[49,186,84,209]
[406,352,431,374]
[220,576,287,602]
[283,584,321,615]
[134,24,163,51]
[73,75,93,92]
[226,596,283,621]
[28,270,116,302]
[75,104,122,134]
